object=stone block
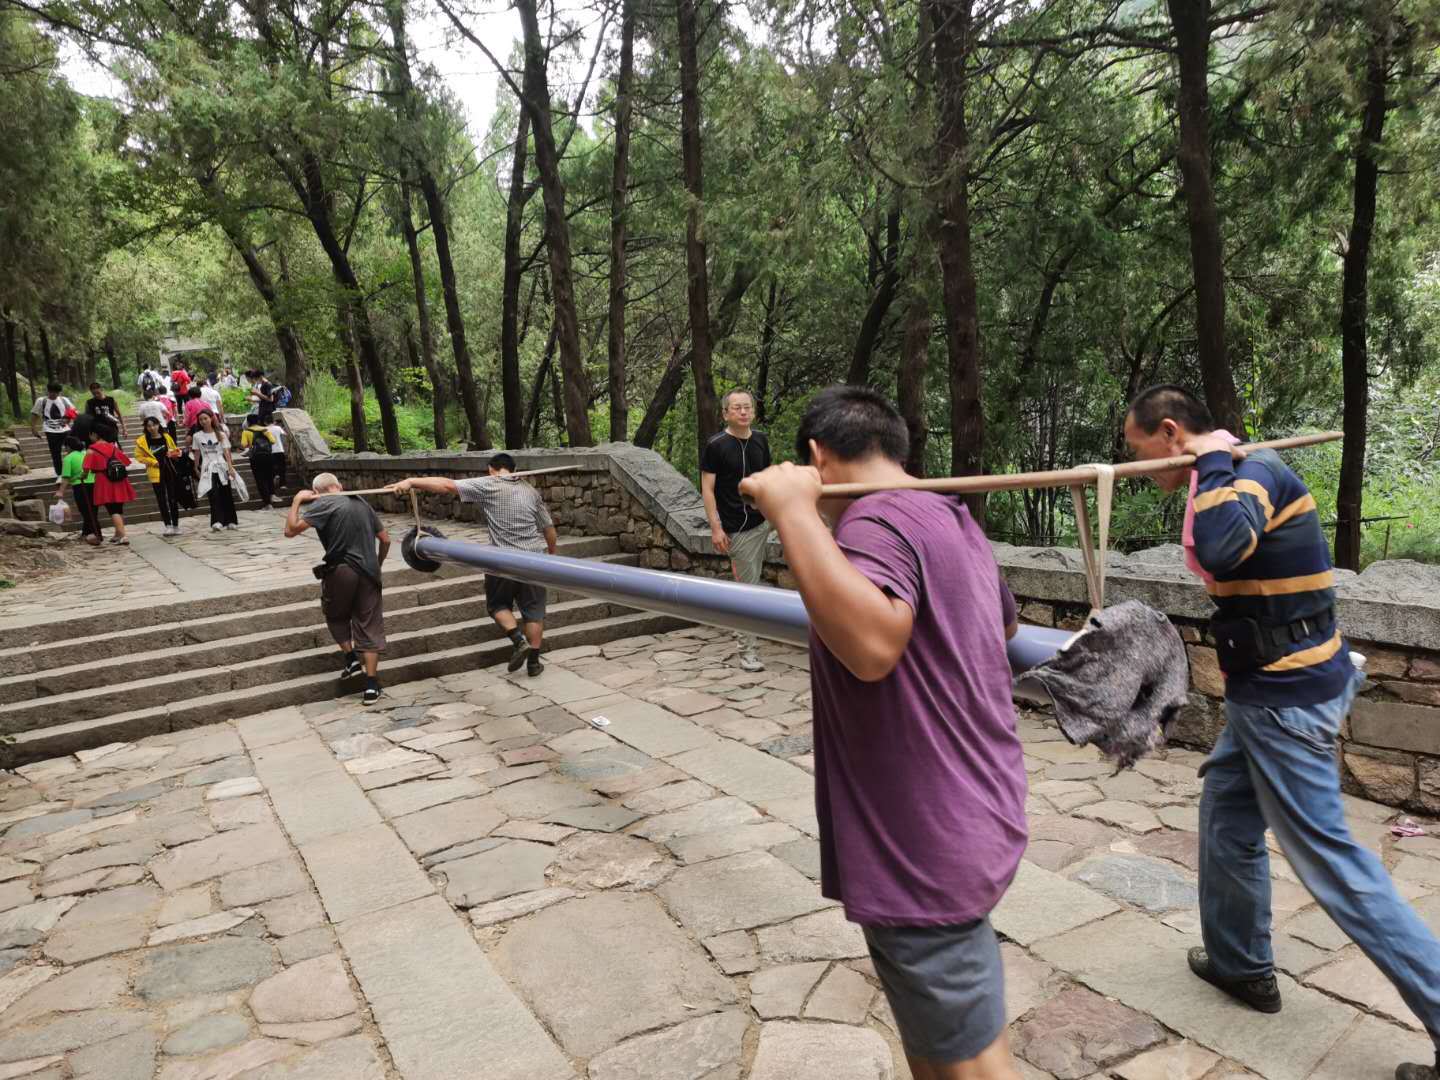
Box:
[1186,645,1224,698]
[585,1009,747,1080]
[1380,680,1440,707]
[1342,748,1416,804]
[657,850,831,939]
[493,893,738,1057]
[339,894,576,1080]
[1350,699,1440,756]
[1013,987,1165,1079]
[748,1021,893,1080]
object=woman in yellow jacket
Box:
[135,415,184,536]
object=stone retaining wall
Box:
[289,426,1440,813]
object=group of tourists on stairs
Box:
[31,364,290,543]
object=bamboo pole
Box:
[307,464,583,498]
[816,431,1342,500]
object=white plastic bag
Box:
[230,472,250,504]
[48,500,67,526]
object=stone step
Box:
[2,608,688,764]
[0,553,639,702]
[0,535,623,646]
[0,593,640,733]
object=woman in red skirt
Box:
[82,420,137,546]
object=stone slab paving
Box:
[0,626,1435,1078]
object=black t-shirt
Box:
[85,396,120,423]
[700,429,771,534]
[257,381,276,420]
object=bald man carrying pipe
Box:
[285,473,392,706]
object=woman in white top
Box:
[192,409,240,531]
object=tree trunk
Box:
[676,0,720,458]
[102,335,119,390]
[607,0,636,443]
[927,0,985,522]
[201,175,310,408]
[898,293,931,477]
[84,347,97,387]
[39,326,53,384]
[398,179,446,449]
[1165,0,1243,433]
[385,1,483,448]
[0,313,18,415]
[22,327,36,398]
[298,152,400,454]
[847,204,902,386]
[417,169,484,448]
[336,299,368,453]
[1335,35,1389,571]
[635,263,758,447]
[756,280,779,424]
[501,109,532,449]
[526,318,560,445]
[515,0,593,447]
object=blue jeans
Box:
[1199,672,1440,1049]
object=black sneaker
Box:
[1395,1058,1439,1080]
[1187,948,1282,1013]
[505,636,529,673]
[527,654,545,678]
[362,683,382,706]
[340,657,363,679]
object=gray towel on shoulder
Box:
[1017,599,1189,769]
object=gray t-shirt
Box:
[455,477,553,552]
[302,496,386,583]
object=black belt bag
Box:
[1211,608,1336,672]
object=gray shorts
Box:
[485,574,547,622]
[863,918,1005,1064]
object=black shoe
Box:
[506,637,529,673]
[527,654,544,678]
[1187,948,1282,1013]
[362,683,382,706]
[341,657,363,679]
[1395,1059,1439,1080]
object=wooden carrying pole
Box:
[311,465,583,499]
[815,432,1342,500]
[813,430,1342,616]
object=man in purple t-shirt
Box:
[741,386,1027,1080]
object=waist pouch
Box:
[1211,608,1335,672]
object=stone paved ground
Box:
[0,512,492,626]
[0,628,1435,1079]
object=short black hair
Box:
[142,415,163,433]
[187,387,201,400]
[62,434,85,452]
[47,382,62,394]
[143,387,155,400]
[795,385,909,465]
[93,419,118,443]
[1127,384,1214,435]
[489,452,517,472]
[88,382,101,392]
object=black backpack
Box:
[102,446,127,482]
[249,429,271,455]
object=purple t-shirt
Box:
[810,490,1027,927]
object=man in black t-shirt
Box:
[700,389,773,672]
[84,383,127,438]
[248,369,277,421]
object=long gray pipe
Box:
[412,534,1065,702]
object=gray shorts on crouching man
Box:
[862,918,1005,1064]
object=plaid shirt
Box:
[455,477,553,552]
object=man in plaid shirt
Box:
[391,453,559,676]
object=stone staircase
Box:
[7,419,266,528]
[0,535,689,765]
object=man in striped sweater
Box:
[1125,385,1438,1080]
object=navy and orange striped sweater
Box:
[1191,447,1350,706]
